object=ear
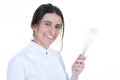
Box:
[31,24,38,31]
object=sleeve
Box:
[7,57,25,80]
[57,52,70,80]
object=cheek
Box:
[57,30,62,36]
[34,29,42,38]
[37,27,46,34]
[55,30,60,37]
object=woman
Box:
[7,3,86,80]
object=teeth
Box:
[46,35,54,39]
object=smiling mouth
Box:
[47,35,54,39]
[45,34,55,41]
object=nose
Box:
[50,26,56,35]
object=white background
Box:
[0,0,120,80]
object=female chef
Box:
[7,3,86,80]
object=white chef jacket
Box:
[7,41,69,80]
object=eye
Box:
[45,22,51,26]
[56,25,62,29]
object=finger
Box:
[75,58,86,64]
[73,62,85,69]
[78,54,87,60]
[74,58,85,65]
[75,61,85,65]
[72,64,85,74]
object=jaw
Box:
[34,35,56,48]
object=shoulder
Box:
[8,52,25,67]
[8,42,33,64]
[8,46,29,67]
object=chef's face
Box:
[32,13,63,49]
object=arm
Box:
[71,54,86,80]
[7,58,25,80]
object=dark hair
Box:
[31,3,64,50]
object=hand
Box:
[71,54,86,80]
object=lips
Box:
[46,35,54,39]
[45,34,55,42]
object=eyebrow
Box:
[44,20,52,23]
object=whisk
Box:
[82,28,97,55]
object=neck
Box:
[32,39,49,49]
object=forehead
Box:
[41,13,62,24]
